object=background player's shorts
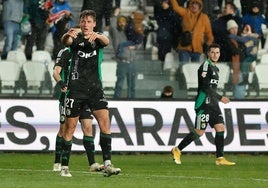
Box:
[58,103,93,123]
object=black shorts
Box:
[59,103,93,123]
[195,105,224,130]
[65,96,108,118]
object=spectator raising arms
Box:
[242,1,268,48]
[153,0,181,67]
[49,0,74,59]
[170,0,214,64]
[212,2,243,62]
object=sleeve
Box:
[170,0,187,16]
[55,48,71,68]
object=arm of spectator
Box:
[128,46,136,50]
[170,0,187,16]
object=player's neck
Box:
[83,32,93,39]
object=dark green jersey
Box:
[195,59,222,114]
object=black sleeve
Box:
[55,48,71,68]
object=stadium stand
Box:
[181,63,199,96]
[22,61,47,95]
[6,50,27,67]
[260,53,268,64]
[216,63,231,95]
[31,50,52,65]
[0,60,21,95]
[47,62,57,93]
[101,60,117,97]
[255,63,268,96]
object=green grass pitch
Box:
[0,152,267,188]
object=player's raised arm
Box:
[61,28,78,46]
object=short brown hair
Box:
[207,43,221,53]
[80,10,96,22]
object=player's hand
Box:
[88,32,98,43]
[221,96,230,104]
[67,28,78,39]
[58,80,67,92]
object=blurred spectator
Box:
[218,0,241,17]
[226,19,244,99]
[240,0,253,16]
[242,1,268,48]
[153,0,181,67]
[170,0,214,64]
[50,0,74,59]
[81,0,113,32]
[240,24,259,84]
[202,0,219,19]
[23,0,51,60]
[160,85,174,99]
[116,11,145,59]
[241,0,265,16]
[212,2,243,62]
[1,0,24,59]
[240,24,259,57]
[209,5,223,23]
[143,15,158,50]
[110,6,121,34]
[229,22,258,83]
[226,19,258,99]
[170,0,213,90]
[109,15,137,99]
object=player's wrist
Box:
[57,80,66,89]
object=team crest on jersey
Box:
[60,115,65,123]
[91,41,96,48]
[201,123,206,129]
[79,42,84,47]
[66,108,71,116]
[201,72,207,77]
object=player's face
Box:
[80,15,96,36]
[208,47,220,63]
